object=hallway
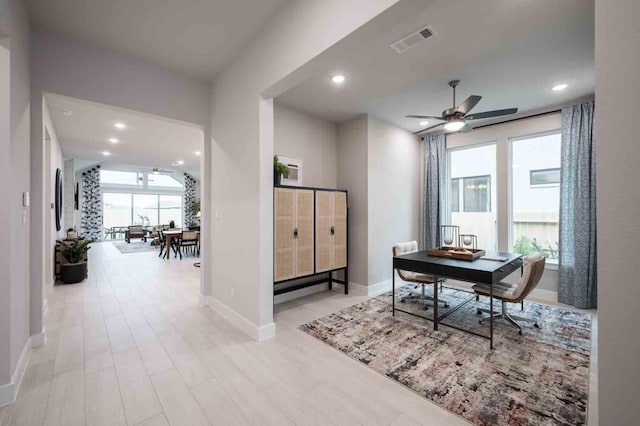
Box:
[0,242,464,425]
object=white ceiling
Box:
[26,0,287,80]
[276,0,594,133]
[45,93,204,177]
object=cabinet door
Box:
[332,192,348,269]
[295,190,314,277]
[315,191,333,273]
[274,188,295,281]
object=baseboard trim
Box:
[198,295,211,307]
[343,276,409,297]
[0,336,33,407]
[274,283,330,304]
[208,297,277,341]
[31,328,47,348]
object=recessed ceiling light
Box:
[331,74,346,85]
[420,120,429,126]
[108,138,119,144]
[176,160,184,165]
[102,151,111,156]
[194,151,201,156]
[552,83,568,91]
[114,122,127,129]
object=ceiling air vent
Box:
[390,25,437,54]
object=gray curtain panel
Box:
[559,101,597,309]
[423,133,446,249]
[81,166,103,241]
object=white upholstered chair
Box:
[473,253,546,334]
[393,241,448,310]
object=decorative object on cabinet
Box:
[277,156,302,186]
[274,155,290,186]
[274,186,348,296]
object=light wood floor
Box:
[0,242,596,425]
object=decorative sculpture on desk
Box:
[440,225,460,247]
[459,234,478,250]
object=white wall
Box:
[274,103,338,188]
[337,115,369,289]
[446,113,562,294]
[367,116,421,288]
[0,0,31,399]
[209,0,398,338]
[595,0,640,423]
[63,159,76,230]
[30,29,212,341]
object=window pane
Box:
[511,133,561,262]
[449,144,497,250]
[159,195,183,227]
[450,179,460,213]
[103,193,132,238]
[100,170,143,186]
[133,194,158,226]
[148,174,183,189]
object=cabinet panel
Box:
[274,188,295,281]
[332,191,348,269]
[315,191,332,273]
[295,190,314,277]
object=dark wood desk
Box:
[393,251,523,349]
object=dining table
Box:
[162,230,184,260]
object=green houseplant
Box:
[274,156,290,186]
[57,239,93,284]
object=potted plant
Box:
[57,239,93,284]
[66,227,78,240]
[274,156,290,186]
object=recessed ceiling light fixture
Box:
[194,151,201,156]
[176,160,184,165]
[108,138,119,144]
[552,83,568,91]
[444,120,466,132]
[114,122,127,129]
[102,151,111,156]
[331,74,346,85]
[420,120,429,126]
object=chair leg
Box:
[477,300,539,334]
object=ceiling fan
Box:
[145,167,174,175]
[406,80,518,134]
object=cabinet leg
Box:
[344,269,349,295]
[328,272,333,290]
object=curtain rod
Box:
[471,109,561,130]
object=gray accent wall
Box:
[596,0,640,422]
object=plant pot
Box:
[60,261,87,284]
[274,170,281,186]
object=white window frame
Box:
[508,129,561,269]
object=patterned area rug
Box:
[300,287,592,425]
[111,241,158,254]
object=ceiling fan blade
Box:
[456,95,482,115]
[406,114,443,120]
[413,122,444,135]
[465,108,518,120]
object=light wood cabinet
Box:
[274,186,348,294]
[274,188,314,282]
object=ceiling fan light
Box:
[444,120,466,132]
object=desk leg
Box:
[165,236,171,259]
[490,283,494,350]
[433,274,439,331]
[392,268,395,317]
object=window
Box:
[148,174,183,189]
[530,168,560,186]
[511,132,561,262]
[159,195,183,226]
[448,144,497,250]
[100,170,143,187]
[103,193,133,230]
[133,194,159,226]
